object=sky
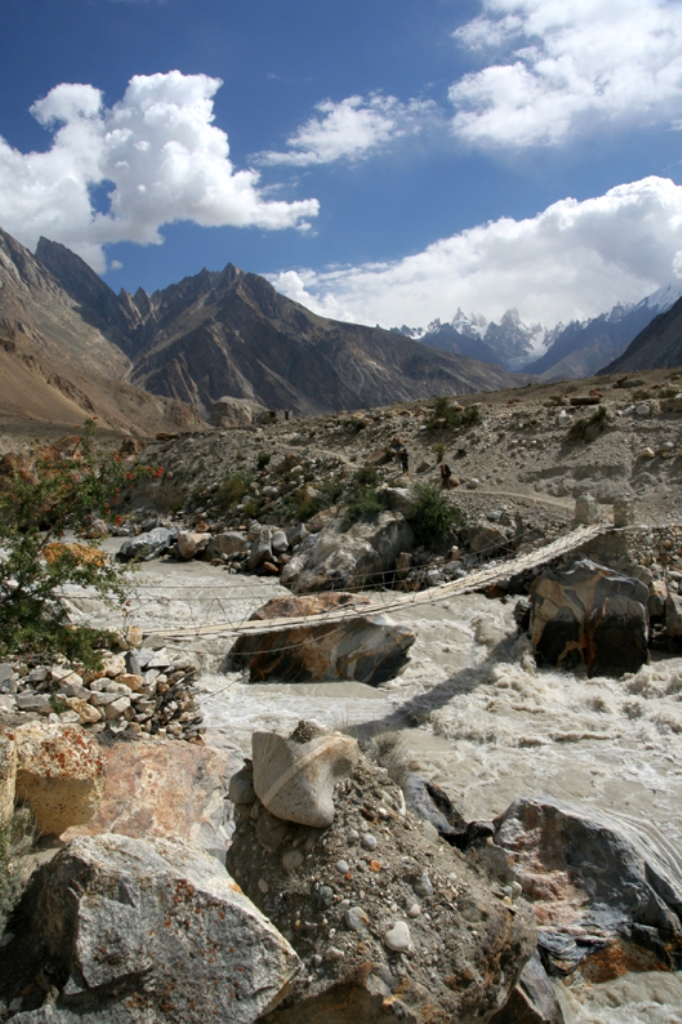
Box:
[1,0,682,331]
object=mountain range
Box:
[402,284,682,381]
[0,227,525,433]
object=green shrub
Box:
[427,399,481,433]
[406,483,463,549]
[256,453,271,471]
[0,420,153,666]
[215,470,253,509]
[431,442,445,462]
[566,405,608,444]
[343,487,390,528]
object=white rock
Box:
[384,921,411,952]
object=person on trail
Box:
[399,446,409,474]
[392,436,403,468]
[440,461,452,489]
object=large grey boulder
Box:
[230,592,416,685]
[529,559,649,677]
[493,797,682,979]
[116,527,175,563]
[7,833,299,1023]
[248,525,273,570]
[281,510,414,594]
[251,721,360,828]
[203,530,249,561]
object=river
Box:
[64,548,682,1023]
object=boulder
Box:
[271,529,289,554]
[0,728,16,825]
[665,592,682,637]
[529,559,649,677]
[230,592,416,686]
[376,485,416,517]
[493,797,682,979]
[227,748,535,1023]
[62,739,237,862]
[490,953,564,1024]
[116,526,175,563]
[7,833,298,1023]
[176,529,211,560]
[204,530,249,560]
[208,395,264,428]
[14,722,105,837]
[281,510,414,594]
[251,721,360,828]
[467,524,510,556]
[248,525,273,570]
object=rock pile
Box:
[0,647,203,743]
[226,721,535,1023]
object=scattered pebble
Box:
[335,859,350,874]
[361,834,378,850]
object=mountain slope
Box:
[37,242,526,417]
[0,231,200,434]
[7,230,528,421]
[600,295,682,373]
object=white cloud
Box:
[450,0,682,146]
[256,93,437,166]
[271,176,682,328]
[0,71,319,272]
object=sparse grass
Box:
[431,442,445,462]
[566,405,608,443]
[632,389,652,401]
[406,483,463,549]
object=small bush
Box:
[427,399,481,432]
[566,405,608,444]
[407,483,463,549]
[256,453,271,471]
[632,389,651,401]
[215,470,253,509]
[343,488,390,528]
[0,420,154,666]
[431,442,445,462]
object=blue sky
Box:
[1,0,682,329]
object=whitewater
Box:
[65,549,682,1023]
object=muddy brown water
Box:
[64,547,682,1023]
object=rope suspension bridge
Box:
[141,522,607,642]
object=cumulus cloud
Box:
[256,93,437,166]
[450,0,682,146]
[0,71,319,271]
[271,176,682,328]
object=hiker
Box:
[392,436,403,468]
[440,461,452,489]
[399,446,409,474]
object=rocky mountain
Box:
[34,235,527,418]
[600,292,682,374]
[525,284,682,380]
[407,286,682,380]
[0,229,200,435]
[405,309,550,372]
